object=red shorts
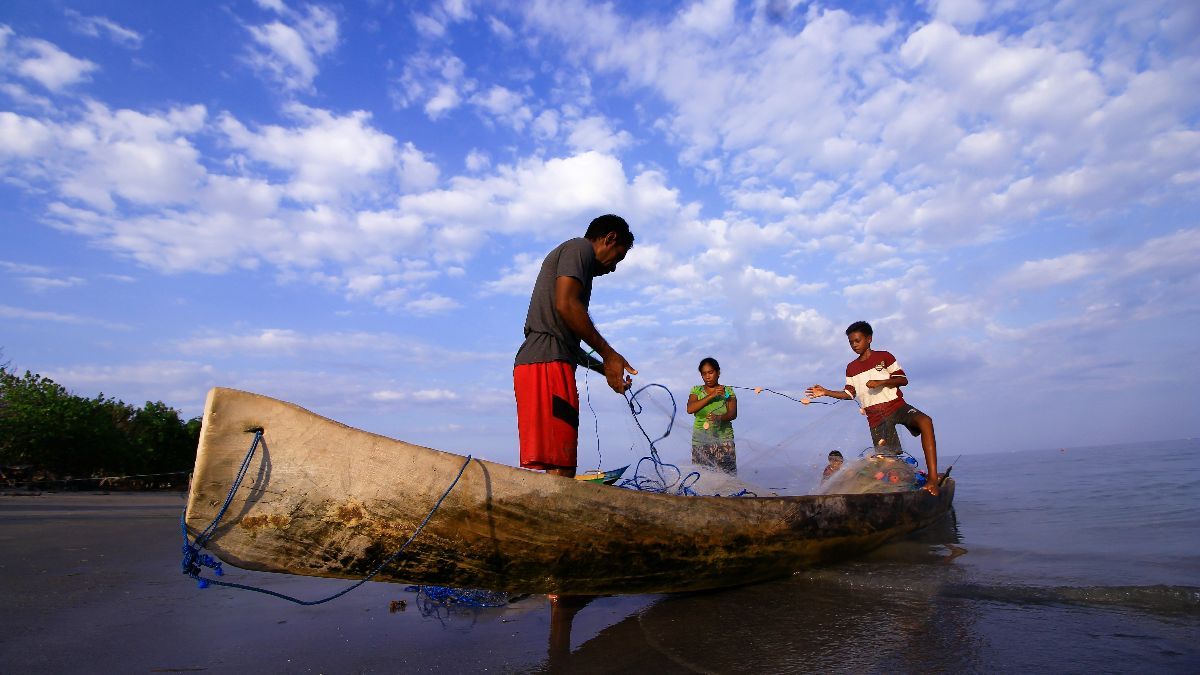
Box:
[514,361,579,470]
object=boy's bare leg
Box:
[915,414,939,495]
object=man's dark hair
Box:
[698,357,720,371]
[585,214,634,248]
[828,450,843,459]
[845,321,873,337]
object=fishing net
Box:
[816,452,925,495]
[576,369,934,497]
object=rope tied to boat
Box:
[180,428,473,605]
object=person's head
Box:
[845,320,873,356]
[585,214,635,276]
[828,450,843,466]
[698,357,720,386]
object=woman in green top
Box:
[685,357,738,474]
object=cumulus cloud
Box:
[394,52,475,119]
[469,85,533,130]
[219,104,405,202]
[565,115,633,154]
[245,3,339,91]
[520,0,1200,253]
[1,26,98,91]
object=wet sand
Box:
[0,492,643,673]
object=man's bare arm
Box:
[554,276,636,393]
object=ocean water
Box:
[1,439,1197,673]
[552,438,1199,673]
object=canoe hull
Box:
[185,387,955,595]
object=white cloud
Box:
[469,85,533,130]
[405,293,461,315]
[677,0,736,37]
[2,28,98,91]
[520,0,1198,252]
[1003,251,1105,290]
[926,0,988,28]
[0,111,54,156]
[483,252,541,296]
[394,52,474,120]
[566,115,633,154]
[0,303,127,329]
[414,388,460,402]
[19,275,86,292]
[0,260,52,275]
[371,388,463,403]
[487,16,515,41]
[65,10,144,48]
[245,4,339,91]
[532,109,559,139]
[740,266,826,298]
[1002,229,1200,291]
[398,141,441,191]
[465,149,490,172]
[220,104,403,202]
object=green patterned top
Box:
[691,385,735,441]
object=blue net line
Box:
[612,382,704,496]
[180,429,472,605]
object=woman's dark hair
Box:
[698,357,720,371]
[845,320,872,337]
[584,214,635,248]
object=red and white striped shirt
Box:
[845,350,906,427]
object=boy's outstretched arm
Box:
[805,384,853,400]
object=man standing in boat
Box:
[513,214,638,478]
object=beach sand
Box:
[0,492,646,673]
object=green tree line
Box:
[0,359,200,478]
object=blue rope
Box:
[614,383,703,496]
[404,584,509,608]
[180,429,473,605]
[582,351,603,470]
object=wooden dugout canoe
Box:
[184,387,956,595]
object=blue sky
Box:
[1,0,1197,472]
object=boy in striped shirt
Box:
[806,321,940,495]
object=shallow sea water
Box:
[1,439,1197,673]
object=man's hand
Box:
[602,351,637,394]
[865,379,883,388]
[805,384,828,398]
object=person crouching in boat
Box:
[513,215,638,478]
[685,357,738,475]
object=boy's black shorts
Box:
[869,404,927,454]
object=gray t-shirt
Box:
[514,238,596,366]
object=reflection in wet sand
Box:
[539,510,972,673]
